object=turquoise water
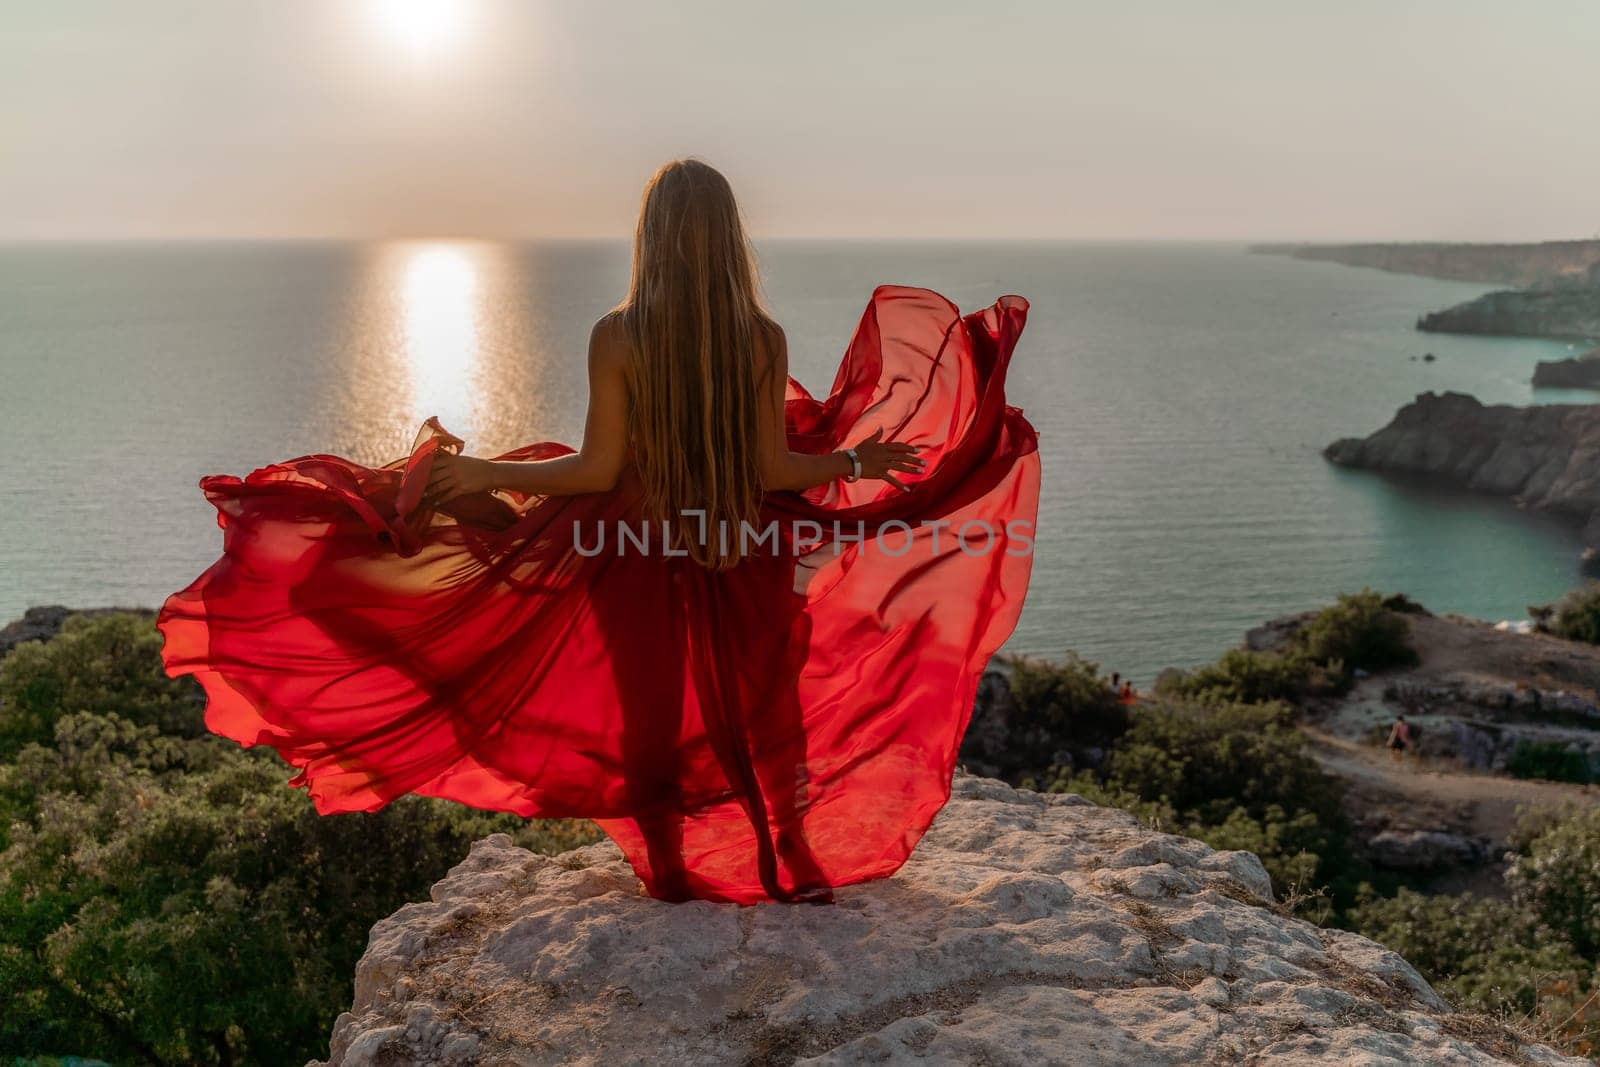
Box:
[0,241,1591,680]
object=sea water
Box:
[0,240,1589,680]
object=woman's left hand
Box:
[425,452,498,504]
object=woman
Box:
[159,159,1040,904]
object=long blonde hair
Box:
[615,159,776,569]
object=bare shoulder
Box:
[589,310,632,371]
[754,315,787,381]
[755,314,786,352]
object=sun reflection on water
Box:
[317,240,588,466]
[401,243,481,437]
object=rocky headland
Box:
[1416,264,1600,342]
[1254,240,1600,344]
[1534,349,1600,389]
[313,775,1581,1067]
[1324,391,1600,548]
[1252,240,1600,289]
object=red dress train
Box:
[158,286,1040,904]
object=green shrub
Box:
[1007,653,1125,737]
[1100,700,1339,822]
[1295,589,1418,672]
[1509,804,1600,959]
[1047,698,1361,911]
[1348,806,1600,1058]
[1160,647,1312,705]
[1160,590,1417,707]
[1379,593,1430,615]
[1505,740,1593,785]
[1548,584,1600,645]
[1347,888,1595,1036]
[984,653,1128,782]
[0,613,203,759]
[0,616,602,1065]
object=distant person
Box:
[1386,714,1413,764]
[1118,681,1137,707]
[1110,671,1121,691]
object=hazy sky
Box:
[4,0,1597,241]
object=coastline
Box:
[1258,239,1600,560]
[1254,240,1600,346]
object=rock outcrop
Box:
[1364,828,1491,874]
[1242,604,1600,884]
[1416,266,1600,341]
[1253,240,1600,343]
[1252,240,1600,288]
[313,776,1582,1066]
[1534,348,1600,389]
[1325,391,1600,548]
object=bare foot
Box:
[785,885,835,905]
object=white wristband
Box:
[843,448,862,483]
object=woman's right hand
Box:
[425,452,499,504]
[851,428,925,491]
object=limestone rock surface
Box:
[314,776,1583,1066]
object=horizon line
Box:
[2,234,1596,247]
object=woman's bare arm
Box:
[757,323,923,492]
[426,316,630,502]
[428,316,923,503]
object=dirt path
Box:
[1302,726,1596,843]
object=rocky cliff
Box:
[1253,241,1600,343]
[313,775,1581,1066]
[1252,240,1600,288]
[1325,391,1600,547]
[1534,349,1600,389]
[1416,265,1600,341]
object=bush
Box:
[0,613,203,759]
[1546,584,1600,645]
[1047,698,1361,910]
[974,653,1128,782]
[1007,653,1125,738]
[1347,888,1596,1043]
[1505,740,1593,785]
[0,615,602,1065]
[1101,700,1340,823]
[1348,806,1600,1058]
[1296,589,1418,673]
[1159,590,1417,707]
[1509,804,1600,959]
[1160,648,1312,705]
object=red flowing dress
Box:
[158,286,1040,904]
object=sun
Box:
[369,0,470,57]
